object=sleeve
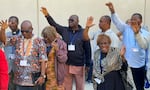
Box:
[56,39,68,63]
[146,45,150,81]
[0,49,9,89]
[135,31,150,49]
[45,15,66,35]
[38,39,48,61]
[111,13,126,33]
[88,29,95,40]
[83,40,91,67]
[92,50,104,81]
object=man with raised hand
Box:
[106,2,150,90]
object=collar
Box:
[100,29,112,34]
[12,29,20,35]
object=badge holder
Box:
[68,44,75,51]
[20,56,28,66]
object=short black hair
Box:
[103,15,111,25]
[132,13,142,20]
[8,16,19,24]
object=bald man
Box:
[10,20,48,90]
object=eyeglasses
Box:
[68,19,74,22]
[21,30,31,33]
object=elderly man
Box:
[7,20,47,90]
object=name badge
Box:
[20,60,28,66]
[132,48,139,52]
[68,44,75,51]
[9,54,15,60]
[94,78,102,84]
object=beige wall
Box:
[0,0,149,36]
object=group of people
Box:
[0,4,91,90]
[86,2,150,90]
[0,2,150,90]
[0,18,68,90]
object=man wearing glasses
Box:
[5,20,47,90]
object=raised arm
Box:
[83,16,95,41]
[106,2,115,14]
[106,2,126,32]
[40,7,65,34]
[0,20,8,45]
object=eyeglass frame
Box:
[21,30,32,33]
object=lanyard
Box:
[100,52,107,74]
[69,31,79,44]
[100,55,103,74]
[22,39,32,56]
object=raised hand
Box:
[130,21,140,34]
[83,16,95,41]
[40,7,49,16]
[86,16,95,28]
[51,39,59,51]
[105,2,115,14]
[0,20,8,44]
[0,20,8,30]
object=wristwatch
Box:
[40,74,46,78]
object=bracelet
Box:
[40,74,46,78]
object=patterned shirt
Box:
[12,35,47,86]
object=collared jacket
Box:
[46,38,68,86]
[45,15,91,67]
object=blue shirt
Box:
[111,13,150,68]
[4,30,21,73]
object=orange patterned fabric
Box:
[46,47,64,90]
